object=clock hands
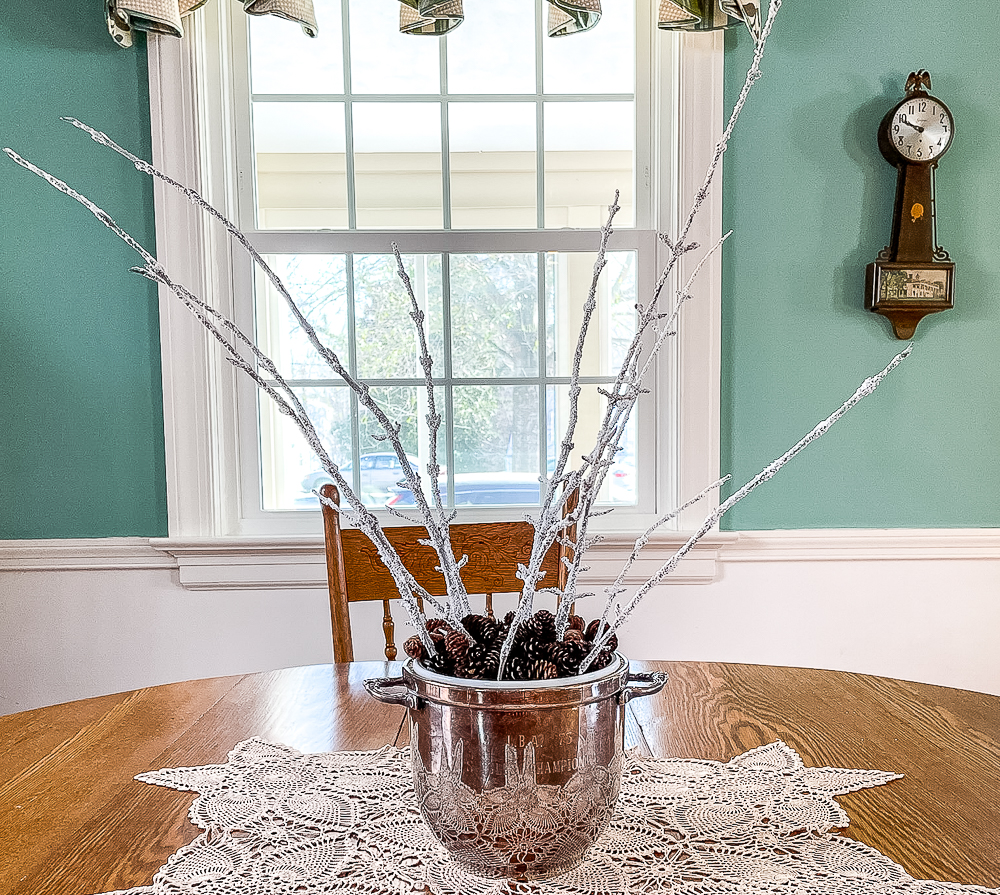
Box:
[898,114,924,133]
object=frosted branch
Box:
[581,344,912,670]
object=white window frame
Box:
[148,2,730,584]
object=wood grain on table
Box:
[1,661,998,895]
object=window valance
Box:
[106,0,318,47]
[106,0,758,47]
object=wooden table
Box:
[1,661,998,894]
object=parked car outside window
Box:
[386,472,543,508]
[300,453,419,506]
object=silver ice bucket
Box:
[366,655,667,880]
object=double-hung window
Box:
[149,0,724,547]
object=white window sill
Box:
[148,531,738,590]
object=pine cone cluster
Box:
[401,609,618,681]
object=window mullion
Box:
[441,254,455,504]
[535,0,545,229]
[537,251,549,472]
[341,0,358,230]
[346,253,362,494]
[440,34,452,231]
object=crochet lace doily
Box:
[98,738,999,895]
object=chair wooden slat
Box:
[320,483,575,662]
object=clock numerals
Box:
[887,95,952,163]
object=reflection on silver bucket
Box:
[366,655,667,880]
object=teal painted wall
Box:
[0,5,166,538]
[2,2,997,538]
[720,1,1000,529]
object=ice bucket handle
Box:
[364,676,421,710]
[618,671,669,705]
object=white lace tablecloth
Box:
[99,738,999,895]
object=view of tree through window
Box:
[257,250,637,508]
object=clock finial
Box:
[905,70,932,95]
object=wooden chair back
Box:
[320,483,577,662]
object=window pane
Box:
[353,254,444,379]
[547,385,636,505]
[546,250,637,377]
[245,9,650,517]
[543,2,634,94]
[257,254,350,378]
[253,102,348,228]
[246,5,638,234]
[450,253,538,378]
[349,0,439,94]
[353,103,443,228]
[453,384,540,486]
[262,385,352,509]
[249,10,343,94]
[544,101,634,227]
[450,102,537,229]
[357,386,422,505]
[446,0,536,95]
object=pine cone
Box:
[589,647,614,671]
[422,649,454,675]
[461,645,500,680]
[523,636,551,662]
[547,640,587,676]
[428,629,448,653]
[462,613,502,647]
[443,630,471,673]
[522,609,557,643]
[502,652,531,681]
[524,658,560,681]
[403,635,426,660]
[567,614,585,633]
[584,619,618,652]
[563,628,585,646]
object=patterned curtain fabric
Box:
[546,0,601,37]
[655,0,759,37]
[106,0,318,47]
[398,0,464,36]
[396,0,602,38]
[656,0,701,27]
[105,0,751,51]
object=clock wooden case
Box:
[866,70,955,339]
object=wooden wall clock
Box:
[865,70,955,339]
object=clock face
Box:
[888,95,953,162]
